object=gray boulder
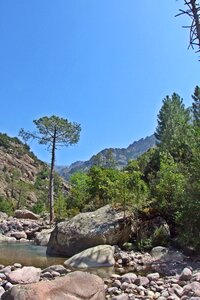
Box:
[47,205,133,256]
[64,244,115,268]
[151,246,184,262]
[0,234,16,243]
[34,228,53,246]
[0,212,8,220]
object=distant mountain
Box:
[57,134,156,180]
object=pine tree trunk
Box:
[49,129,56,223]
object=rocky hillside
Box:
[0,133,47,208]
[0,133,69,213]
[58,134,156,180]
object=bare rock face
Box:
[47,205,133,257]
[64,245,115,268]
[2,271,105,300]
[14,210,39,220]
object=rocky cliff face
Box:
[0,133,45,206]
[58,135,156,180]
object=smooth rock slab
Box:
[64,245,115,268]
[6,266,41,284]
[2,271,105,300]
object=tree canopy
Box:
[19,115,81,222]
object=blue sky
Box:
[0,0,199,165]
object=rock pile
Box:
[0,265,105,300]
[0,260,199,299]
[105,267,200,299]
[0,212,50,243]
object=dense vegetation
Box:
[62,87,200,252]
[1,88,200,252]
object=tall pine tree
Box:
[155,93,191,161]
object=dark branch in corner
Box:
[176,0,200,54]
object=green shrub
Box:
[32,199,46,215]
[152,225,170,247]
[0,196,14,215]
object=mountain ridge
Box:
[57,134,156,180]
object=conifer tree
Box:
[192,85,200,126]
[155,93,191,160]
[19,115,81,222]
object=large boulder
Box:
[2,271,105,300]
[47,205,133,256]
[64,244,115,268]
[14,210,39,220]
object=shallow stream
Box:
[0,242,115,277]
[0,242,65,268]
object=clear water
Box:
[0,242,115,277]
[0,242,66,269]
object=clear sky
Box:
[0,0,199,166]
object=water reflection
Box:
[0,242,65,268]
[0,243,121,278]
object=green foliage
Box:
[148,89,200,251]
[19,115,81,222]
[192,85,200,127]
[87,166,121,208]
[151,225,170,247]
[19,116,81,148]
[0,195,14,215]
[54,192,68,221]
[66,162,149,218]
[114,165,149,214]
[152,152,186,223]
[67,172,89,211]
[137,148,160,184]
[0,133,22,149]
[34,168,49,190]
[32,199,46,214]
[155,93,191,161]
